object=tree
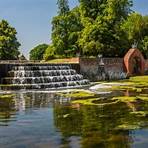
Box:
[143,15,148,36]
[52,0,70,56]
[78,0,133,57]
[43,44,56,61]
[121,13,148,57]
[141,36,148,58]
[0,20,20,60]
[52,1,83,57]
[29,44,48,60]
[78,0,107,20]
[57,0,69,15]
[122,13,144,45]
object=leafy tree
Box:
[79,0,113,20]
[143,15,148,36]
[29,44,48,60]
[50,0,148,58]
[141,36,148,58]
[43,44,56,60]
[52,0,70,56]
[0,20,20,60]
[52,1,83,57]
[57,0,69,15]
[78,0,133,57]
[121,13,148,57]
[121,13,144,45]
[141,16,148,57]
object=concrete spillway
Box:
[1,64,89,90]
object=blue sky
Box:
[0,0,148,58]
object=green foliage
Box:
[78,0,107,20]
[29,44,48,60]
[121,13,148,57]
[122,13,144,44]
[52,5,82,57]
[43,45,56,60]
[0,20,20,60]
[78,0,133,57]
[57,90,95,99]
[141,36,148,58]
[57,0,69,15]
[48,0,148,58]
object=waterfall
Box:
[2,64,89,90]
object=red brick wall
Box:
[124,48,145,75]
[145,60,148,71]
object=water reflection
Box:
[54,101,133,148]
[0,92,54,126]
[0,90,148,147]
[0,95,16,126]
[14,92,54,111]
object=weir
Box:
[0,64,90,90]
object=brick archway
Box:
[124,48,145,76]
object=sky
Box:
[0,0,148,59]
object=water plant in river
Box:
[0,94,16,124]
[130,76,148,82]
[0,94,14,101]
[72,98,119,106]
[112,96,148,102]
[56,90,95,99]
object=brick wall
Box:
[79,58,126,81]
[145,59,148,72]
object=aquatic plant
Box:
[56,90,95,99]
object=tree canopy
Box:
[29,44,48,60]
[57,0,70,15]
[0,20,20,60]
[78,0,133,57]
[31,0,148,60]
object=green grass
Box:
[130,76,148,82]
[44,58,79,64]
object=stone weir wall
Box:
[0,59,126,83]
[0,57,148,83]
[0,63,80,83]
[79,58,127,81]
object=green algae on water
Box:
[116,124,141,130]
[130,111,148,117]
[57,90,95,99]
[130,76,148,82]
[112,96,148,103]
[112,96,137,103]
[72,98,118,106]
[0,94,14,100]
[72,98,100,105]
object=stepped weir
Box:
[0,63,90,90]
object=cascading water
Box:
[1,64,89,90]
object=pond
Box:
[0,76,148,148]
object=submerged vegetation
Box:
[0,94,14,100]
[0,76,148,146]
[57,90,95,99]
[55,76,148,132]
